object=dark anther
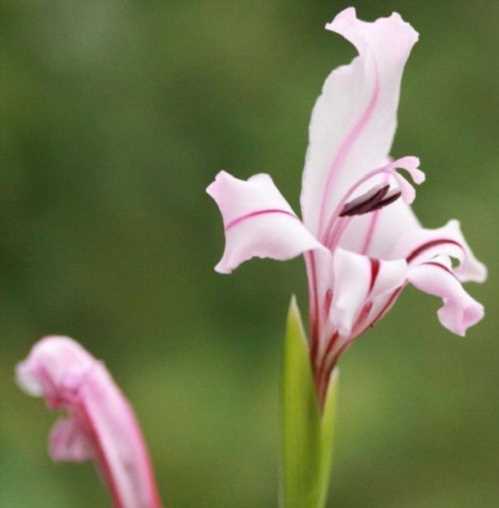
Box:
[340,184,401,217]
[369,190,402,211]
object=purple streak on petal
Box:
[406,238,463,263]
[224,208,297,231]
[369,258,380,293]
[315,331,339,402]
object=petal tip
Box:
[206,182,216,198]
[325,6,356,31]
[214,262,231,274]
[389,11,420,41]
[206,170,231,199]
[15,362,42,397]
[467,261,488,284]
[438,297,485,337]
[326,7,419,48]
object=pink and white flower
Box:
[207,8,486,402]
[16,336,164,508]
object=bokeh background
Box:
[1,1,498,507]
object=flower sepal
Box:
[281,296,338,508]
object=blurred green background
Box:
[0,0,497,507]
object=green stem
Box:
[280,296,338,508]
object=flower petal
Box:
[207,171,324,273]
[80,365,163,508]
[50,417,94,462]
[301,7,419,240]
[339,205,486,337]
[16,336,163,508]
[344,194,487,288]
[408,261,484,336]
[329,248,407,337]
[16,336,94,407]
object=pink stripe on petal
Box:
[407,238,463,263]
[225,208,296,231]
[360,208,381,254]
[318,77,380,238]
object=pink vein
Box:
[318,70,381,240]
[224,209,296,231]
[360,210,380,254]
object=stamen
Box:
[340,184,401,217]
[321,167,392,244]
[368,189,402,211]
[322,156,421,249]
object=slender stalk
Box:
[281,297,338,508]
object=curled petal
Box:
[301,7,419,239]
[16,336,163,508]
[16,337,94,407]
[408,262,484,336]
[207,171,324,273]
[395,219,487,283]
